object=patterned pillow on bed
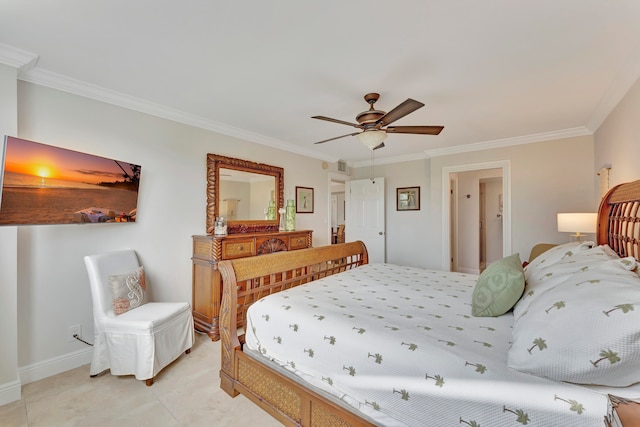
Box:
[523,240,594,283]
[108,266,147,315]
[472,253,525,317]
[514,245,636,319]
[508,260,640,386]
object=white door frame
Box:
[327,172,350,244]
[441,161,511,271]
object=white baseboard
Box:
[0,379,21,406]
[458,267,481,275]
[19,347,93,385]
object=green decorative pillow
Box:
[472,253,524,317]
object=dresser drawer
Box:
[222,239,255,259]
[289,234,310,250]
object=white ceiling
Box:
[2,1,640,166]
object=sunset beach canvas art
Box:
[0,136,141,225]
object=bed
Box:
[218,179,640,426]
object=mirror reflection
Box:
[206,153,283,234]
[219,169,276,220]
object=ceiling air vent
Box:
[337,160,347,173]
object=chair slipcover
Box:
[84,249,194,382]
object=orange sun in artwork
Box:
[35,166,52,186]
[36,166,51,178]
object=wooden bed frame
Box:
[218,241,372,426]
[218,180,640,427]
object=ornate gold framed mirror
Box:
[206,154,284,234]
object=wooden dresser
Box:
[191,230,313,340]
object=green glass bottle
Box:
[285,199,295,231]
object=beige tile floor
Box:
[0,332,281,427]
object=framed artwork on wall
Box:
[397,186,420,211]
[296,186,314,213]
[1,136,141,225]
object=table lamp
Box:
[557,213,597,241]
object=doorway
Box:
[479,177,503,271]
[442,161,511,272]
[328,173,349,245]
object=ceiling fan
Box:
[312,93,444,150]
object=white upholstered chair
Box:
[84,249,194,386]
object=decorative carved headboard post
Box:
[597,179,640,260]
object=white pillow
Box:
[523,241,594,283]
[508,261,640,386]
[514,245,635,319]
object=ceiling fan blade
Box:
[372,142,385,150]
[314,132,360,144]
[385,125,444,135]
[312,116,361,128]
[376,98,424,126]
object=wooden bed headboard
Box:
[597,179,640,260]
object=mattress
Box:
[243,263,619,426]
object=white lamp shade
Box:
[357,130,387,150]
[557,213,597,234]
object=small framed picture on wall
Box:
[396,186,420,211]
[296,186,314,213]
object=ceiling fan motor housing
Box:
[356,93,385,126]
[356,110,385,126]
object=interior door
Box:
[345,178,386,263]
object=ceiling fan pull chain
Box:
[370,150,375,183]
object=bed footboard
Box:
[218,241,370,426]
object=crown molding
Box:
[422,127,592,158]
[0,43,38,72]
[18,67,339,163]
[349,126,592,168]
[10,51,596,167]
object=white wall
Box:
[0,63,20,405]
[8,81,333,391]
[353,159,430,268]
[354,135,596,270]
[250,179,274,219]
[219,181,250,219]
[595,75,640,186]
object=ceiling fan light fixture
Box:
[357,130,387,150]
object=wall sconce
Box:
[557,213,597,241]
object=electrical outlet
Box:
[68,324,81,342]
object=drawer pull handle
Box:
[238,246,243,251]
